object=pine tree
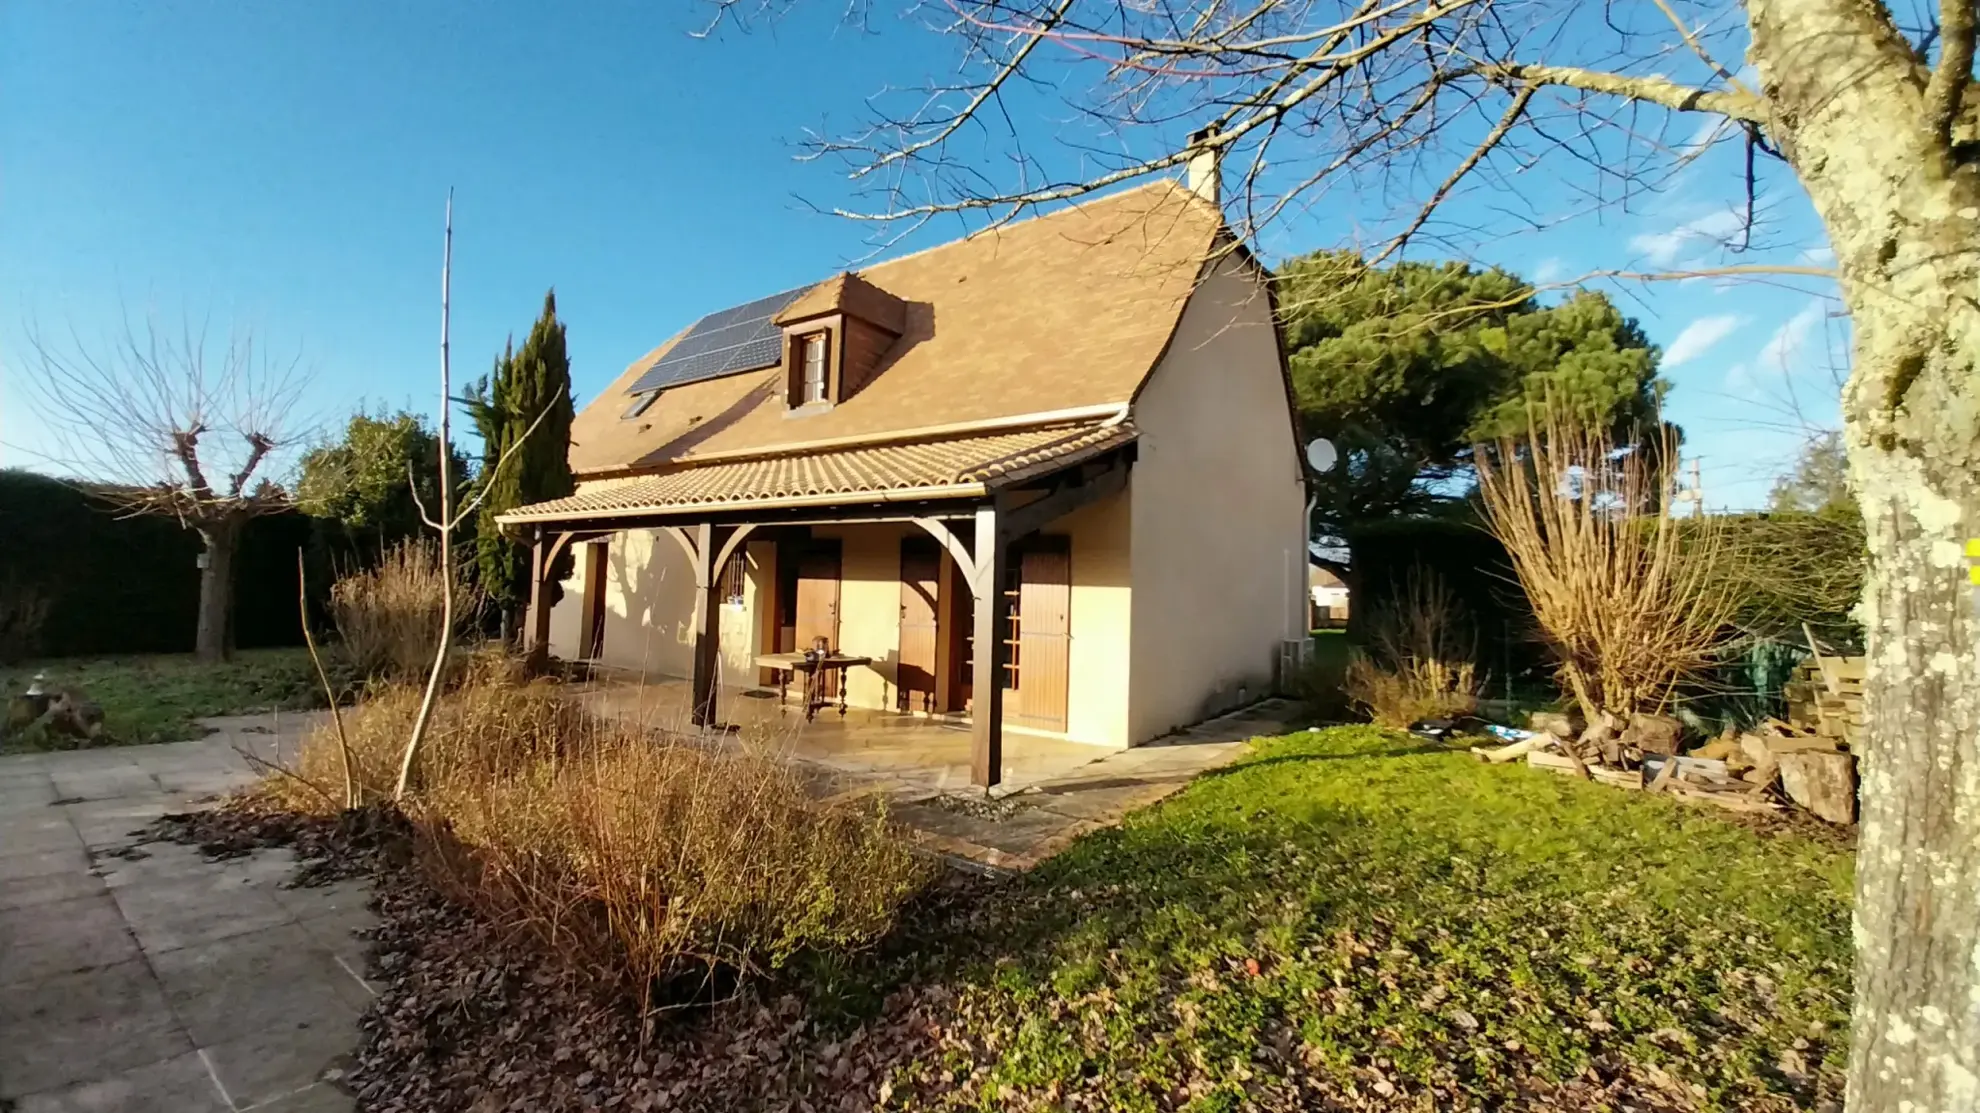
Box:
[474,291,575,642]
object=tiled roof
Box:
[499,421,1135,524]
[566,181,1222,476]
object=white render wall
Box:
[547,528,767,693]
[1126,252,1306,744]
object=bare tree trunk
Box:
[194,519,241,664]
[1749,2,1980,1108]
[397,192,457,802]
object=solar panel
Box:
[627,285,813,396]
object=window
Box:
[720,549,748,606]
[801,332,828,404]
[621,391,658,420]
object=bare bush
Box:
[329,540,481,682]
[268,671,928,1006]
[1344,568,1479,728]
[1474,415,1735,727]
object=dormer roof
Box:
[773,272,908,334]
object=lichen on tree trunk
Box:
[1744,0,1980,1107]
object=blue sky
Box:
[0,1,1846,508]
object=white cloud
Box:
[1756,300,1827,373]
[1678,116,1731,156]
[1630,208,1750,266]
[1799,245,1836,266]
[1533,257,1568,284]
[1662,314,1745,368]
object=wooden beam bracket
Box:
[997,457,1130,541]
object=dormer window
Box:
[800,332,829,404]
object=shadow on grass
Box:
[1197,742,1456,777]
[770,731,1850,1110]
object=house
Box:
[497,173,1307,787]
[1310,564,1351,628]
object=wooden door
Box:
[793,541,841,652]
[1012,538,1071,731]
[581,539,609,660]
[898,537,940,711]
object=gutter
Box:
[495,481,992,527]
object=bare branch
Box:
[1372,83,1537,265]
[408,459,443,532]
[12,311,307,526]
[1645,0,1751,94]
[1475,62,1767,122]
[1925,0,1975,153]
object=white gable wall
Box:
[1126,251,1306,744]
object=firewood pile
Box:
[1784,655,1865,748]
[1469,711,1857,825]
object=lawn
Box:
[0,647,337,751]
[816,725,1854,1111]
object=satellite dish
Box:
[1305,438,1338,474]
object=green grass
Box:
[1,647,339,752]
[813,726,1853,1111]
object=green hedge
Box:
[1343,515,1551,689]
[1690,510,1864,649]
[0,469,308,657]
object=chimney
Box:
[1186,126,1222,204]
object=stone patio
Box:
[0,711,365,1112]
[886,698,1310,869]
[579,676,1308,870]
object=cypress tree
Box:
[474,291,575,642]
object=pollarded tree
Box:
[470,291,576,642]
[708,0,1980,1106]
[17,316,305,662]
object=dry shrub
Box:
[330,539,481,681]
[270,671,928,1006]
[1345,567,1479,727]
[1475,414,1735,723]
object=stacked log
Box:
[1784,655,1865,748]
[1469,711,1856,824]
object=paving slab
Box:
[109,852,297,953]
[0,890,141,986]
[236,1082,354,1112]
[2,810,84,856]
[0,713,360,1112]
[150,922,363,1047]
[0,959,192,1097]
[200,1015,359,1108]
[0,866,105,912]
[12,1051,230,1113]
[0,843,93,882]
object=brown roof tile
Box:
[501,421,1135,524]
[567,180,1220,476]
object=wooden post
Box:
[970,504,1007,788]
[688,522,720,727]
[934,549,958,713]
[526,528,552,672]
